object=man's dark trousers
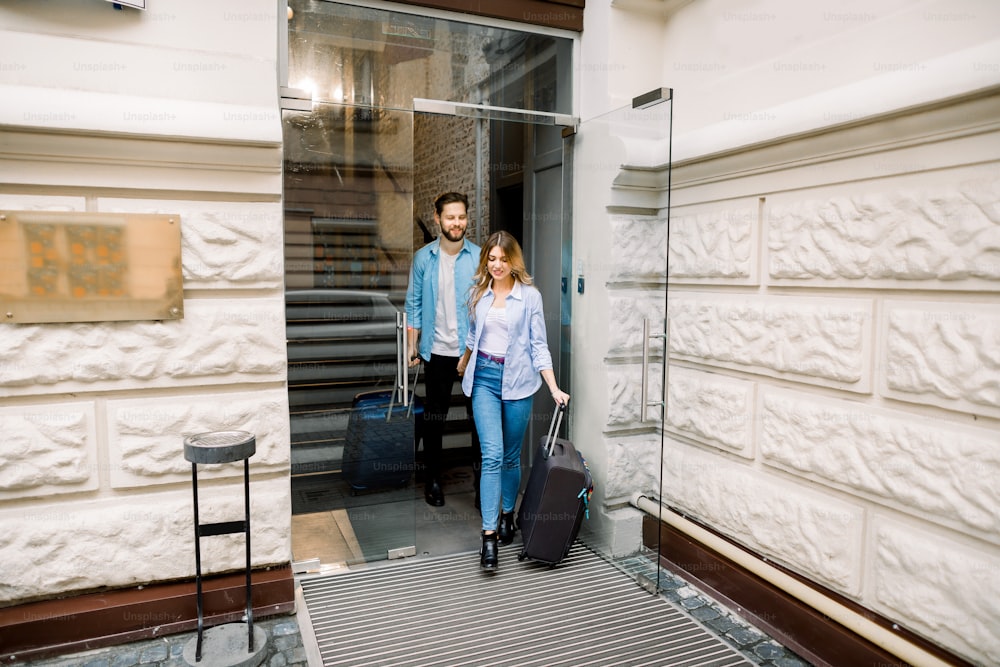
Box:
[421,354,480,504]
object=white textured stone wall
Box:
[0,0,288,606]
[576,1,1000,663]
[0,193,290,604]
[768,181,1000,284]
[586,94,1000,667]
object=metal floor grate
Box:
[299,543,755,667]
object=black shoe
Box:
[498,511,516,546]
[480,531,498,571]
[424,479,444,506]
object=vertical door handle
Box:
[395,312,410,408]
[401,312,409,407]
[640,318,667,423]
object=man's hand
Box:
[406,328,420,367]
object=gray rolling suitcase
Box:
[516,404,593,566]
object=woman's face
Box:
[486,245,512,284]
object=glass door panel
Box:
[283,0,577,572]
[284,101,417,569]
[412,100,577,557]
[574,90,673,591]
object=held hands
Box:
[456,351,471,376]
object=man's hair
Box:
[434,192,469,216]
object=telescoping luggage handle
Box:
[543,403,567,458]
[387,362,420,421]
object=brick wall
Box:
[413,113,489,248]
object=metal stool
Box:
[183,430,258,664]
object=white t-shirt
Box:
[479,306,509,357]
[431,250,460,356]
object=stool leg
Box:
[192,462,205,662]
[243,458,254,652]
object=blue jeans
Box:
[471,355,533,532]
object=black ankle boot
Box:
[424,478,444,507]
[498,511,516,546]
[480,531,498,571]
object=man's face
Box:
[436,202,468,243]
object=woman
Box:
[456,231,570,571]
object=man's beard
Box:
[441,225,466,242]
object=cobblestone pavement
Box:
[609,551,813,667]
[8,616,307,667]
[653,566,813,667]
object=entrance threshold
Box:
[299,542,757,667]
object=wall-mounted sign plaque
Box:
[0,211,183,324]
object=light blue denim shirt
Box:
[462,281,553,400]
[405,237,480,361]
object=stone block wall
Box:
[0,196,290,605]
[0,0,288,607]
[592,92,1000,664]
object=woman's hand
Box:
[541,370,569,406]
[456,350,472,376]
[551,388,570,407]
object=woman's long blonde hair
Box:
[468,231,533,317]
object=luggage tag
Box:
[577,453,594,519]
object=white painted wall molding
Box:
[608,85,1000,209]
[672,39,1000,165]
[0,125,281,197]
[0,83,282,144]
[672,90,1000,200]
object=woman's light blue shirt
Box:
[462,281,553,400]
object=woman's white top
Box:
[478,306,508,357]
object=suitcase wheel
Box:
[517,551,526,561]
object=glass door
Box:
[574,89,674,590]
[416,100,575,441]
[282,0,577,571]
[283,96,578,571]
[284,101,418,570]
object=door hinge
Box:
[388,545,417,560]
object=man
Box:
[405,192,481,507]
